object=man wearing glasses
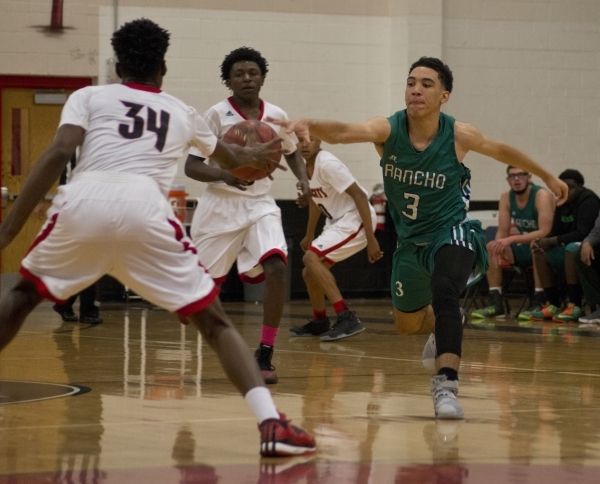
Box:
[472,166,555,320]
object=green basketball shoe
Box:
[471,290,505,319]
[518,292,546,321]
[552,303,584,323]
[529,304,561,321]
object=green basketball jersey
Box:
[509,184,541,234]
[381,110,471,244]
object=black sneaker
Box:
[471,289,505,319]
[254,344,278,384]
[80,310,103,324]
[53,304,78,323]
[320,310,365,342]
[289,317,331,337]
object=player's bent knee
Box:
[186,303,233,343]
[502,248,515,265]
[14,277,44,303]
[302,250,321,269]
[301,266,309,281]
[262,254,287,280]
[394,307,428,335]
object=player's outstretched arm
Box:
[267,116,391,146]
[455,122,568,205]
[0,124,83,250]
[345,183,383,263]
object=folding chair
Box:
[460,226,497,311]
[502,264,534,315]
[461,266,487,311]
[460,225,534,315]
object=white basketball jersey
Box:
[189,97,298,197]
[59,83,218,196]
[309,150,369,223]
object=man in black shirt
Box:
[576,209,600,323]
[529,169,600,322]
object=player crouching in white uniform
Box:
[0,18,314,458]
[289,136,384,341]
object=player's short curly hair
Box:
[220,47,269,82]
[559,169,584,186]
[409,57,453,93]
[111,18,170,80]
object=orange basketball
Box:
[222,120,282,181]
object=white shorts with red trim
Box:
[190,189,287,283]
[21,172,218,316]
[309,208,376,264]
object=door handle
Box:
[1,188,54,208]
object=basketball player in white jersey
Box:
[185,47,311,385]
[289,136,383,341]
[0,19,314,457]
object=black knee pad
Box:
[431,274,463,358]
[430,245,475,358]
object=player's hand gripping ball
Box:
[222,120,282,181]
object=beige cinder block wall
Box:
[2,0,599,200]
[443,0,600,200]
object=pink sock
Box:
[261,325,279,346]
[332,300,348,314]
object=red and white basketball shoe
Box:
[259,413,316,457]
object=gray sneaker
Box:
[460,307,469,327]
[578,308,600,324]
[431,375,464,419]
[423,420,463,458]
[289,317,330,337]
[320,310,365,341]
[422,309,467,370]
[422,333,437,370]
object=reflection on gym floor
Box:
[1,299,600,483]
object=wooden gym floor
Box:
[1,297,600,483]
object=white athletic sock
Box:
[245,386,279,423]
[535,288,543,293]
[489,287,502,294]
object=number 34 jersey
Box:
[59,83,218,196]
[309,150,370,225]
